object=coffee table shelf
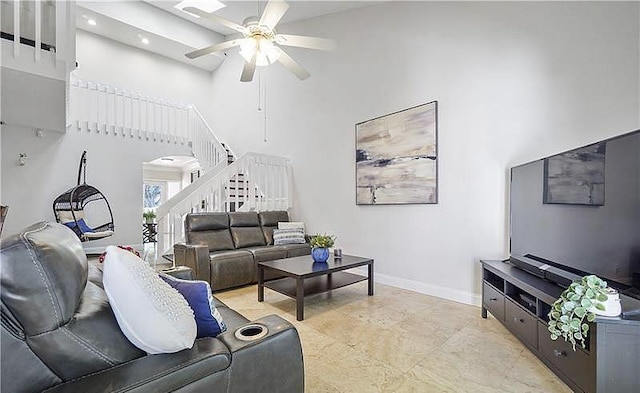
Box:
[265,272,367,298]
[258,254,374,320]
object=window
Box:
[143,184,163,209]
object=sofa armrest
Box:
[43,339,231,393]
[174,243,210,282]
[219,315,304,393]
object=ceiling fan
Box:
[184,0,336,82]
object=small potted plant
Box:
[143,210,156,224]
[548,275,621,351]
[309,234,336,263]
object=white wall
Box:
[1,31,214,246]
[75,30,216,127]
[1,121,191,247]
[209,2,640,303]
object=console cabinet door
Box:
[505,299,537,349]
[596,322,640,393]
[482,282,505,321]
[538,322,595,393]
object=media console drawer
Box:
[505,299,537,349]
[538,322,595,392]
[482,282,505,321]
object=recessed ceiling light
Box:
[87,19,97,26]
[175,0,225,17]
[141,37,150,45]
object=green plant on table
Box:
[309,234,336,249]
[143,210,157,221]
[548,275,609,351]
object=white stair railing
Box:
[67,76,227,171]
[157,153,292,254]
[0,0,75,81]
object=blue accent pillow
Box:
[159,274,226,338]
[63,218,94,233]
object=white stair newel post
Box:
[157,214,166,257]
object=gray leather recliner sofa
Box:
[174,211,310,292]
[0,222,304,393]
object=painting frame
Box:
[355,101,438,205]
[543,142,606,206]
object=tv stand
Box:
[481,259,640,393]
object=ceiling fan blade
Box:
[276,47,310,80]
[276,34,337,51]
[241,55,257,82]
[183,7,245,33]
[259,0,289,30]
[185,39,242,59]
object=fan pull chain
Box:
[263,75,268,143]
[257,69,262,112]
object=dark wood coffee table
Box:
[258,254,374,321]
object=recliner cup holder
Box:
[235,323,268,341]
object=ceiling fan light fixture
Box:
[239,36,280,67]
[184,0,335,82]
[239,38,258,62]
[258,38,280,65]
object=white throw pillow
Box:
[57,210,85,224]
[102,245,196,354]
[278,221,305,231]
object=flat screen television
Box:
[510,129,640,300]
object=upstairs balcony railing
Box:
[1,0,75,81]
[68,75,227,171]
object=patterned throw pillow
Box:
[102,246,196,354]
[159,274,226,338]
[273,228,306,245]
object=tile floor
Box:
[215,282,572,393]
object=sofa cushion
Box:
[273,228,306,245]
[281,243,312,258]
[229,211,260,227]
[103,246,197,354]
[209,250,255,291]
[159,274,227,338]
[229,212,266,248]
[246,246,288,282]
[186,213,234,252]
[190,230,235,252]
[186,213,229,232]
[245,246,288,262]
[258,211,289,245]
[0,222,144,388]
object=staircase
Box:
[3,3,291,253]
[67,76,292,254]
[156,152,291,253]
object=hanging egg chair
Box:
[53,151,114,242]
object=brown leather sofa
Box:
[174,211,310,292]
[0,222,304,393]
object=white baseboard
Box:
[350,267,482,307]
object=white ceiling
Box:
[77,1,380,72]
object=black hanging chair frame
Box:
[53,151,114,241]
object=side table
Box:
[142,223,158,244]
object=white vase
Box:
[590,287,622,317]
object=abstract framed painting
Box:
[356,101,438,205]
[543,142,606,206]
